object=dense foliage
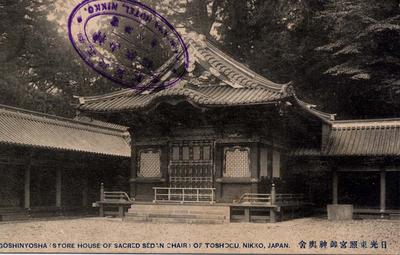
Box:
[1,0,400,118]
[0,0,118,116]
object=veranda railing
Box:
[237,188,304,206]
[153,187,215,203]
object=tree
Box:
[0,0,117,116]
[315,0,400,118]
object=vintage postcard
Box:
[0,0,399,254]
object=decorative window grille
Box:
[272,150,280,178]
[172,147,179,161]
[182,146,189,161]
[138,149,161,177]
[203,146,211,160]
[193,146,201,160]
[260,148,268,177]
[224,147,250,177]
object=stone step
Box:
[129,207,228,215]
[127,209,227,216]
[126,212,226,220]
[389,214,400,220]
[126,203,230,224]
[123,215,148,222]
[129,204,227,211]
[149,217,225,224]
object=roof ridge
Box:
[332,119,400,128]
[203,39,285,91]
[75,88,133,103]
[333,117,400,123]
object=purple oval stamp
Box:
[68,0,189,91]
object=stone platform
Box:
[124,203,230,224]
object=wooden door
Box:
[169,140,214,188]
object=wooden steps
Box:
[124,203,230,224]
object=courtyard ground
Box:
[0,217,398,254]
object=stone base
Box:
[327,204,353,220]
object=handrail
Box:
[237,193,304,205]
[96,183,134,218]
[103,191,133,202]
[100,183,133,202]
[153,187,215,203]
[238,193,272,204]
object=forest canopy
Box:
[1,0,400,119]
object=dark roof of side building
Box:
[324,118,400,156]
[0,105,130,157]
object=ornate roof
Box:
[0,105,130,157]
[76,33,291,112]
[75,32,335,127]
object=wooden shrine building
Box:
[75,34,334,205]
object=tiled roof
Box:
[76,33,289,112]
[324,119,400,156]
[0,105,130,157]
[78,83,284,112]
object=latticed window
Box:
[193,146,201,160]
[260,147,268,178]
[203,146,211,160]
[138,149,161,177]
[224,147,250,177]
[172,147,179,161]
[272,150,281,178]
[182,146,189,161]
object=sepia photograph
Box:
[0,0,399,254]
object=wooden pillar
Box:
[332,167,338,204]
[100,182,105,201]
[24,166,31,209]
[56,168,62,208]
[270,183,277,223]
[129,131,138,198]
[82,168,88,208]
[99,183,104,217]
[214,145,223,202]
[250,143,259,193]
[380,170,386,215]
[118,205,124,218]
[244,208,250,222]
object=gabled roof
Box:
[76,33,290,112]
[324,118,400,156]
[186,33,285,90]
[0,105,130,157]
